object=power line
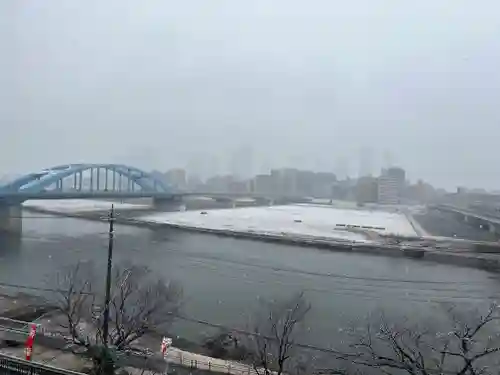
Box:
[4,215,499,288]
[0,282,63,293]
[1,251,496,304]
[4,222,489,287]
[5,216,99,219]
[0,271,494,301]
[0,287,340,356]
[170,265,500,303]
[0,287,337,356]
[0,282,498,359]
[168,251,494,286]
[9,212,499,287]
[1,242,497,298]
[0,276,497,307]
[171,313,341,354]
[162,255,499,297]
[134,245,494,286]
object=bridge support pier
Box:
[153,197,186,212]
[0,203,22,235]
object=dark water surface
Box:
[1,212,499,348]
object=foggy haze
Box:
[1,0,499,189]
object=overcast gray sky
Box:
[1,0,499,189]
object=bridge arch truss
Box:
[0,164,172,194]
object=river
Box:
[1,211,499,349]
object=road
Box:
[415,208,499,242]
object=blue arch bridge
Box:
[0,163,182,233]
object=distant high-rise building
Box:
[205,153,221,178]
[186,174,203,192]
[358,147,374,177]
[377,167,406,205]
[386,166,405,181]
[378,175,399,205]
[387,166,406,194]
[383,150,394,169]
[312,172,337,197]
[334,156,349,180]
[356,176,378,204]
[230,144,254,179]
[205,174,235,193]
[271,168,299,196]
[405,180,436,203]
[187,154,205,180]
[165,169,187,189]
[253,174,275,195]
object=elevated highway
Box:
[432,204,500,236]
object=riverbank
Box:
[0,293,257,375]
[6,204,500,373]
[21,206,500,272]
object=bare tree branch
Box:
[243,292,312,375]
[330,304,500,375]
[49,261,97,350]
[107,263,182,350]
[46,261,182,366]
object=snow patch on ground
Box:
[22,200,418,242]
[139,205,418,241]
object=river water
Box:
[1,211,499,349]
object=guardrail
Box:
[0,317,30,330]
[434,204,500,223]
[165,350,258,375]
[0,322,257,375]
[0,352,85,375]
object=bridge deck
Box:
[436,205,500,225]
[0,191,175,201]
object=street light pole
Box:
[102,205,115,347]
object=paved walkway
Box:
[0,325,259,375]
[1,344,259,375]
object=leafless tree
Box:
[327,303,500,375]
[46,261,182,372]
[243,292,312,375]
[106,263,182,349]
[49,261,98,350]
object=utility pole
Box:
[102,205,115,347]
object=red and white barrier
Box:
[24,324,37,361]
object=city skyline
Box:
[0,154,486,193]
